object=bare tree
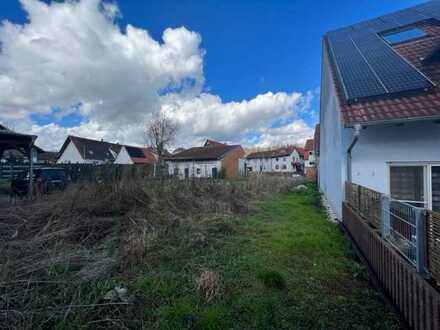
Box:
[146,113,178,175]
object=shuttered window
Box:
[432,166,440,212]
[390,166,424,205]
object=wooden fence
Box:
[345,182,381,229]
[427,210,440,286]
[343,203,440,330]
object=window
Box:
[196,168,201,175]
[275,165,279,170]
[389,164,440,211]
[173,168,179,176]
[390,166,425,207]
[282,164,287,170]
[276,157,279,161]
[383,28,426,45]
[283,157,286,161]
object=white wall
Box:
[114,146,133,164]
[167,160,221,178]
[57,141,85,164]
[246,151,301,173]
[350,121,440,194]
[319,43,346,219]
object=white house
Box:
[319,2,440,219]
[114,146,157,165]
[166,139,245,179]
[245,146,302,174]
[303,139,316,169]
[57,135,122,164]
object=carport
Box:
[0,125,37,196]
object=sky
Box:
[0,0,427,151]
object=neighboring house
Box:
[57,135,122,164]
[38,151,59,164]
[303,139,316,168]
[114,146,157,165]
[245,146,302,174]
[165,139,245,178]
[303,138,317,179]
[314,124,320,179]
[319,1,440,219]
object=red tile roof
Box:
[327,23,440,126]
[246,146,299,159]
[166,140,242,161]
[304,139,314,152]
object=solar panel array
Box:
[126,146,146,158]
[326,1,439,102]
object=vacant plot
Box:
[0,178,399,329]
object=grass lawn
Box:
[0,178,10,195]
[127,187,400,329]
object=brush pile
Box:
[0,176,304,329]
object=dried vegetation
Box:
[0,176,303,329]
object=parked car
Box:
[11,167,68,196]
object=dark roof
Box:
[0,124,37,159]
[325,1,439,103]
[166,140,241,161]
[58,135,122,162]
[304,139,314,152]
[325,2,440,126]
[38,151,58,162]
[247,146,298,160]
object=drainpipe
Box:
[346,124,362,183]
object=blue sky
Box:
[0,0,428,150]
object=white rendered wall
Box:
[114,147,134,164]
[57,141,85,164]
[246,151,300,173]
[319,44,346,220]
[349,121,440,194]
[167,160,222,178]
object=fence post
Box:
[415,208,428,276]
[381,195,390,238]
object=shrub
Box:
[257,270,286,290]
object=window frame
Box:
[383,27,427,45]
[387,162,440,210]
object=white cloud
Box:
[0,0,315,151]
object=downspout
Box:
[346,124,362,183]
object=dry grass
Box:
[195,270,221,303]
[0,176,304,329]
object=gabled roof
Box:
[124,146,157,164]
[246,146,298,160]
[314,124,320,154]
[58,135,122,162]
[324,2,440,126]
[166,140,241,161]
[304,139,314,152]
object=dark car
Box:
[11,168,68,196]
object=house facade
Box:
[57,135,121,164]
[165,140,245,178]
[319,1,440,219]
[245,147,302,174]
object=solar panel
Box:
[367,18,397,33]
[126,146,145,158]
[391,9,429,27]
[352,32,433,94]
[326,1,438,102]
[327,31,386,100]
